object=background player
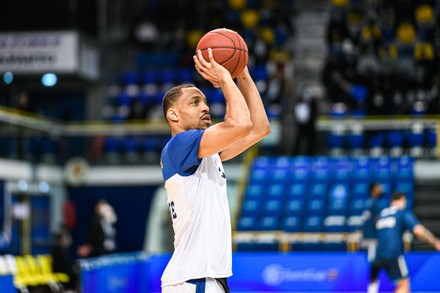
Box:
[160,48,271,292]
[361,182,384,259]
[368,192,440,293]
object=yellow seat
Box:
[228,0,246,10]
[397,23,416,44]
[37,254,69,284]
[241,9,260,29]
[15,255,40,287]
[416,5,434,24]
[414,43,434,60]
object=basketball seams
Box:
[210,32,237,67]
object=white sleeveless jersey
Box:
[160,130,232,287]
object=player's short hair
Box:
[391,191,406,202]
[162,84,196,120]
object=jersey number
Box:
[168,201,177,219]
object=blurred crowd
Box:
[322,0,440,117]
[103,0,296,123]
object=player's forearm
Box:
[414,225,439,247]
[221,77,253,132]
[236,67,271,137]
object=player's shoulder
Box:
[171,129,203,144]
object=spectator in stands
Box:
[293,87,318,156]
[160,49,270,291]
[361,183,383,253]
[11,90,35,160]
[77,199,118,258]
[368,192,440,293]
[128,99,148,120]
[12,90,34,113]
[132,16,160,51]
[51,228,78,292]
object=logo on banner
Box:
[262,264,339,286]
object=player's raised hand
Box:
[194,48,231,88]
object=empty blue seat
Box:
[303,216,323,232]
[310,167,331,182]
[286,183,307,200]
[267,183,285,199]
[245,183,266,199]
[252,157,271,170]
[241,199,261,217]
[327,131,345,150]
[327,199,348,216]
[258,216,280,231]
[283,199,303,217]
[178,68,194,83]
[352,182,369,199]
[306,199,326,216]
[249,169,269,183]
[282,216,302,232]
[122,71,138,85]
[349,199,368,216]
[140,70,158,85]
[427,128,437,149]
[269,169,290,183]
[117,92,132,106]
[291,156,311,169]
[332,167,352,183]
[407,128,425,148]
[261,199,283,216]
[347,132,365,150]
[273,156,292,169]
[395,182,414,199]
[395,156,414,182]
[104,137,121,154]
[352,167,371,182]
[236,216,258,231]
[368,132,385,150]
[309,183,327,200]
[387,130,405,151]
[291,168,310,183]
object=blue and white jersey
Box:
[375,206,419,260]
[160,129,232,287]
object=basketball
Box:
[196,28,249,78]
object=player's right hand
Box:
[194,48,231,88]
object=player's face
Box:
[396,197,407,210]
[178,87,211,130]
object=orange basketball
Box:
[196,28,249,78]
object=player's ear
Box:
[167,108,178,122]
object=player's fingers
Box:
[197,49,210,67]
[207,48,215,63]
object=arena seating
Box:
[0,254,68,292]
[234,155,414,251]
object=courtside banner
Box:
[80,252,150,293]
[79,252,440,292]
[0,275,14,293]
[0,31,78,73]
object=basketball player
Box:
[367,192,440,293]
[361,183,384,258]
[160,48,271,292]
